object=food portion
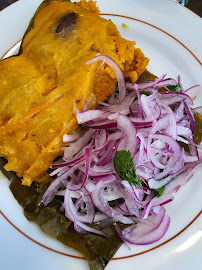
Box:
[43,64,202,245]
[5,69,201,270]
[1,1,202,270]
[0,0,148,186]
[5,167,122,270]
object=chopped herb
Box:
[166,85,180,92]
[155,186,165,197]
[140,90,151,96]
[113,150,142,187]
[154,177,165,197]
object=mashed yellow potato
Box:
[0,0,148,185]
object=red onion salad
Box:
[43,55,202,246]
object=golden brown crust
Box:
[0,0,148,185]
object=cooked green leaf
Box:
[194,113,202,144]
[0,157,122,270]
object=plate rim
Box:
[0,1,202,269]
[0,11,202,261]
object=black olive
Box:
[55,12,77,33]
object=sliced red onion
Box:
[188,139,199,157]
[98,217,118,228]
[141,94,154,118]
[171,147,185,174]
[43,159,85,205]
[63,130,83,143]
[192,106,202,115]
[130,104,161,127]
[117,114,137,157]
[148,149,166,169]
[184,101,195,133]
[98,101,110,107]
[177,136,189,144]
[80,168,114,178]
[43,71,201,245]
[164,159,202,194]
[159,91,193,106]
[140,186,151,195]
[160,102,177,140]
[115,200,131,215]
[177,126,192,137]
[134,84,144,119]
[93,213,109,223]
[92,175,116,185]
[156,78,177,87]
[177,75,182,90]
[122,206,170,245]
[142,194,173,219]
[66,148,91,191]
[175,102,185,122]
[51,153,85,169]
[104,91,136,113]
[185,85,200,100]
[108,131,123,141]
[76,110,109,124]
[148,134,181,180]
[86,120,117,129]
[184,155,198,163]
[108,108,130,120]
[86,54,126,101]
[108,91,115,105]
[136,165,153,181]
[91,179,134,224]
[83,100,88,111]
[124,196,140,217]
[127,74,166,90]
[148,166,186,189]
[93,141,110,153]
[97,140,118,166]
[75,193,95,224]
[91,162,114,173]
[64,129,95,159]
[94,129,107,149]
[115,224,131,250]
[148,114,176,137]
[64,188,108,237]
[130,99,141,118]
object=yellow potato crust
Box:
[0,0,148,185]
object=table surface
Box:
[0,0,202,17]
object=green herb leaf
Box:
[155,186,165,197]
[166,85,180,92]
[139,90,151,96]
[113,150,142,187]
[154,177,165,197]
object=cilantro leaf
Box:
[113,150,142,187]
[155,186,165,198]
[166,85,180,92]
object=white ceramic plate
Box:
[0,0,202,270]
